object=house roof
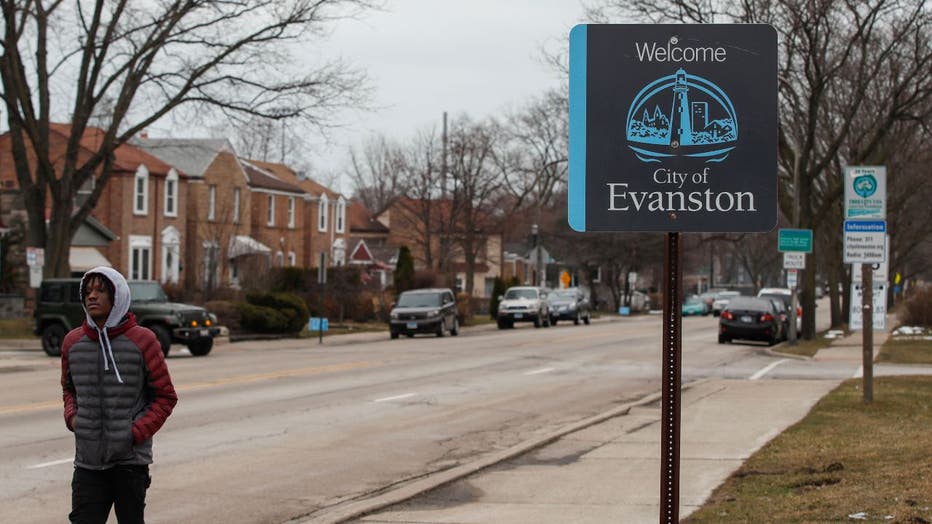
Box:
[239,160,305,194]
[248,159,342,199]
[133,138,232,177]
[348,201,389,233]
[0,124,177,180]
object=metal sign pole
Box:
[862,264,873,402]
[660,232,683,523]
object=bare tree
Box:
[347,134,407,214]
[586,0,932,338]
[391,128,447,270]
[1,0,377,277]
[493,89,568,212]
[448,116,502,296]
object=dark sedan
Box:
[718,296,784,345]
[389,288,459,339]
[548,288,592,326]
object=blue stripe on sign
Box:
[568,24,587,232]
[844,220,886,232]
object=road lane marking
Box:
[749,359,788,380]
[27,457,72,469]
[524,367,555,376]
[374,393,416,403]
[1,361,374,415]
[173,361,374,392]
[0,400,60,416]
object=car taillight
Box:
[796,307,802,317]
[721,311,734,320]
[760,313,774,322]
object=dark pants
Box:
[70,465,150,524]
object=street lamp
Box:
[531,224,541,286]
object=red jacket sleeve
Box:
[60,329,84,432]
[127,327,178,444]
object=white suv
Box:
[497,286,551,329]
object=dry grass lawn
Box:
[878,337,932,365]
[685,376,932,523]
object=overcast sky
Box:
[305,0,586,191]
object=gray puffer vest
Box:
[66,322,155,469]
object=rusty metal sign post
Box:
[661,233,683,522]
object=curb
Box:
[291,381,707,524]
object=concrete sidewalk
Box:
[327,378,839,524]
[299,332,889,524]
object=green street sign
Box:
[778,229,812,253]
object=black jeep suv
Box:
[34,279,219,357]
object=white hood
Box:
[80,266,131,329]
[79,266,131,383]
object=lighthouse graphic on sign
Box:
[626,68,737,163]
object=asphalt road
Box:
[0,308,846,523]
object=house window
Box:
[267,195,275,226]
[164,169,178,217]
[318,194,329,232]
[592,266,602,283]
[208,185,216,220]
[287,196,295,228]
[275,251,284,267]
[129,235,152,280]
[233,188,241,224]
[133,166,149,215]
[288,251,296,266]
[336,198,345,233]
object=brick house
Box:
[136,138,266,291]
[248,160,349,270]
[0,125,188,283]
[238,160,307,275]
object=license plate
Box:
[740,315,752,323]
[199,329,209,336]
[514,313,523,319]
[406,321,417,330]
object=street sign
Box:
[844,166,886,219]
[844,221,886,264]
[778,229,813,253]
[568,24,777,232]
[786,269,798,288]
[852,234,889,284]
[309,317,329,332]
[850,283,886,331]
[26,247,45,267]
[783,252,805,270]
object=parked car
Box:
[548,287,592,325]
[389,288,459,339]
[718,296,784,345]
[34,279,219,357]
[711,291,741,316]
[765,297,790,341]
[757,287,801,331]
[497,286,551,329]
[681,295,709,316]
[699,290,720,311]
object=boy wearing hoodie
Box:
[61,267,178,524]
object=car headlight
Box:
[390,311,399,319]
[428,310,440,317]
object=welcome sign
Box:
[568,24,778,232]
